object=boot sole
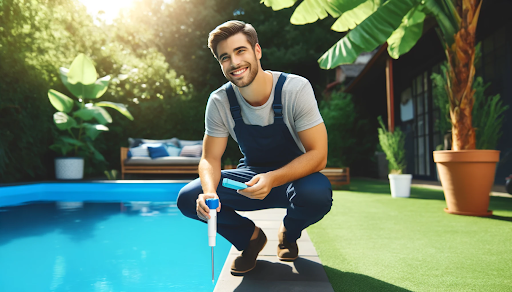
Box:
[277,255,298,262]
[230,238,267,276]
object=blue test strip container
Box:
[222,178,248,190]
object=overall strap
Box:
[225,82,243,122]
[273,73,288,121]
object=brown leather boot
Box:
[277,223,298,261]
[230,227,267,275]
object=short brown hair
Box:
[208,20,259,59]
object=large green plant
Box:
[48,54,134,162]
[433,62,508,150]
[377,116,406,174]
[262,0,484,151]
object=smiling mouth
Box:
[230,67,248,77]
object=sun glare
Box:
[78,0,136,24]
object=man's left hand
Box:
[238,173,275,200]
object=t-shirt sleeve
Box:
[293,80,324,132]
[204,95,230,137]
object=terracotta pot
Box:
[433,150,500,217]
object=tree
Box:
[261,0,484,150]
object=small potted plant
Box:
[377,116,411,198]
[48,54,133,179]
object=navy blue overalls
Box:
[177,73,332,251]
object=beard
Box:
[224,56,259,88]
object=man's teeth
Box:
[232,68,246,75]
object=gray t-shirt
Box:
[205,71,323,152]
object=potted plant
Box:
[377,116,411,198]
[48,54,134,179]
[429,2,510,216]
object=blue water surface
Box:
[0,200,230,292]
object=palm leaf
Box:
[331,0,380,32]
[260,0,298,10]
[290,0,344,24]
[387,7,426,59]
[318,0,421,69]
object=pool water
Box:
[0,201,230,292]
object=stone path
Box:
[213,208,334,292]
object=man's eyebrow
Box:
[218,46,249,60]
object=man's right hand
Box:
[196,193,222,221]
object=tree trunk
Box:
[446,0,482,150]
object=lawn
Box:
[308,178,512,292]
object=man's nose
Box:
[230,55,242,68]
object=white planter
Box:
[388,174,412,198]
[55,157,84,180]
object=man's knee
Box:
[291,172,332,209]
[177,179,202,216]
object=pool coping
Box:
[0,180,191,208]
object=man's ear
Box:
[255,43,262,60]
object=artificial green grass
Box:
[308,178,512,292]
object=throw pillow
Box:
[179,145,202,157]
[147,144,170,159]
[166,144,182,157]
[178,139,203,148]
[128,137,180,148]
[127,145,150,158]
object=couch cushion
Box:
[166,145,182,156]
[127,145,150,158]
[124,157,201,165]
[147,144,170,159]
[178,139,203,148]
[129,137,180,148]
[180,145,202,157]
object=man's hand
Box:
[238,172,276,200]
[196,193,222,221]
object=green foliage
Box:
[104,169,118,180]
[0,0,193,182]
[48,54,134,163]
[431,63,452,136]
[377,116,406,174]
[472,77,508,150]
[260,0,460,68]
[432,62,508,150]
[320,91,373,168]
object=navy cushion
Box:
[179,145,202,157]
[147,144,170,159]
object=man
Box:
[177,20,332,275]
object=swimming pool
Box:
[0,182,231,292]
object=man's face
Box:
[216,33,261,88]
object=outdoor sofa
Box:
[120,138,202,179]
